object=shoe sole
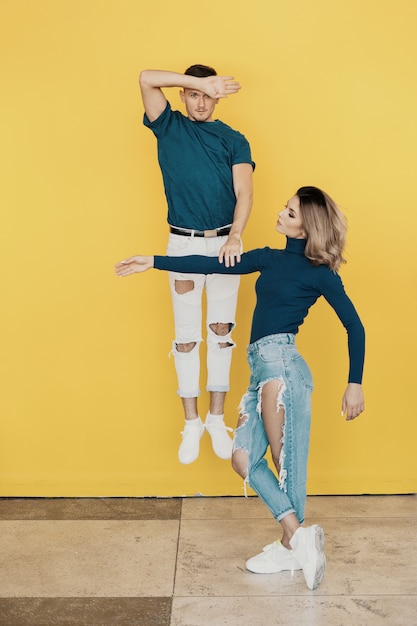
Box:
[178,454,199,464]
[178,443,203,464]
[245,544,302,574]
[213,451,232,460]
[306,525,326,590]
[246,561,301,574]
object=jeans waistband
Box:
[169,225,232,238]
[247,333,295,354]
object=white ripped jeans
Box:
[166,232,240,398]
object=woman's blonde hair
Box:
[297,186,347,271]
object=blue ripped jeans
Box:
[233,334,313,524]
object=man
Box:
[139,64,254,464]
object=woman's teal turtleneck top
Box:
[154,237,365,383]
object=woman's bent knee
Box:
[232,448,248,479]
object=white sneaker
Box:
[178,418,204,464]
[289,525,326,590]
[246,540,302,574]
[204,416,233,459]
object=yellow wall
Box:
[1,0,416,496]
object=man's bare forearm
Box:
[230,163,254,237]
[139,69,204,91]
[140,69,240,99]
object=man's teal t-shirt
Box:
[144,102,255,231]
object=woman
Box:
[115,186,365,590]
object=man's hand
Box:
[218,233,242,267]
[341,383,365,421]
[114,256,154,276]
[201,75,241,99]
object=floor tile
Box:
[323,517,417,595]
[171,596,417,626]
[0,598,172,626]
[0,520,178,597]
[181,494,417,520]
[0,497,182,520]
[174,517,305,598]
[305,494,417,519]
[181,495,265,519]
[174,516,417,597]
[0,495,415,626]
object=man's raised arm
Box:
[139,69,241,122]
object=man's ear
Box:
[179,89,185,103]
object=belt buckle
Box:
[204,229,217,238]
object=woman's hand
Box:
[114,256,154,276]
[341,383,365,421]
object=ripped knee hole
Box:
[175,279,194,294]
[209,322,233,336]
[175,342,197,353]
[209,322,233,348]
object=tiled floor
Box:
[0,495,416,625]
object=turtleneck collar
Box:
[285,237,307,255]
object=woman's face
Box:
[276,195,305,239]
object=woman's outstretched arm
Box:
[114,255,154,276]
[115,250,265,278]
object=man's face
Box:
[180,88,218,122]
